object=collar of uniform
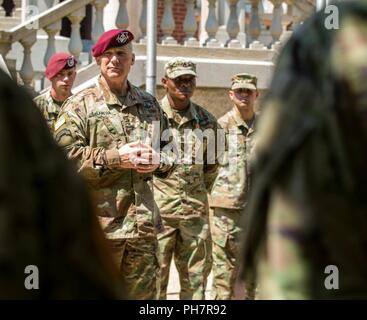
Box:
[97,75,138,109]
[230,108,256,132]
[161,95,199,125]
[46,90,62,114]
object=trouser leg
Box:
[174,216,212,300]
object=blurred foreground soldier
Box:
[54,29,173,300]
[241,1,367,299]
[0,69,123,299]
[210,74,258,300]
[155,58,220,299]
[34,53,77,130]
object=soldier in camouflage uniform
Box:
[154,58,220,300]
[241,1,367,299]
[210,74,259,300]
[34,53,77,131]
[0,69,123,299]
[54,29,173,300]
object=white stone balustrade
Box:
[249,0,261,43]
[43,21,61,67]
[270,0,284,43]
[0,0,313,90]
[184,0,199,47]
[226,0,241,48]
[19,31,36,86]
[204,0,220,47]
[116,0,129,29]
[92,0,108,43]
[67,7,85,59]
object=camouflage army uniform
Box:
[0,69,123,299]
[54,75,172,300]
[241,1,367,299]
[154,95,220,300]
[34,90,63,131]
[210,108,257,300]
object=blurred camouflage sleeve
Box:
[54,97,121,180]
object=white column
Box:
[226,0,241,48]
[146,0,157,96]
[116,0,129,29]
[43,20,61,67]
[19,31,37,87]
[184,0,199,47]
[139,0,148,43]
[92,0,108,43]
[67,7,86,59]
[161,0,177,45]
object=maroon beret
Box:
[45,53,77,80]
[91,29,134,57]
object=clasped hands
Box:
[118,141,160,173]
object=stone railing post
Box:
[43,20,62,67]
[249,0,264,49]
[67,7,86,59]
[139,0,147,43]
[161,0,177,45]
[226,0,241,48]
[270,0,283,43]
[92,0,108,43]
[184,0,199,46]
[116,0,129,29]
[204,0,220,47]
[19,31,37,87]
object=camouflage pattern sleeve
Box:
[203,119,222,192]
[154,100,175,178]
[54,93,121,181]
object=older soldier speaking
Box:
[210,73,259,300]
[154,58,220,300]
[54,29,173,299]
[34,52,77,131]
